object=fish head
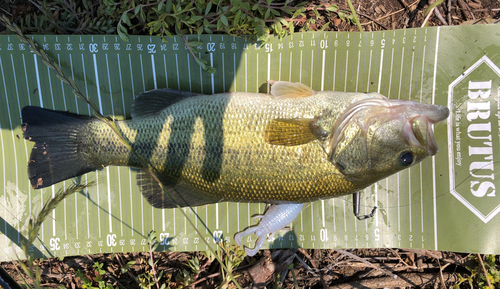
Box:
[329,97,449,187]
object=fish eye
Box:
[398,152,413,166]
[335,161,345,172]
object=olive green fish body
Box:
[22,81,449,209]
[82,91,362,204]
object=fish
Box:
[21,81,449,256]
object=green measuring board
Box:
[1,25,500,262]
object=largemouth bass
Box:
[22,81,449,255]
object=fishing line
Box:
[339,160,500,212]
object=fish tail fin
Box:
[21,106,98,189]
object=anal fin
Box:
[137,169,218,208]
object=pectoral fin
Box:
[137,169,219,208]
[269,81,315,99]
[264,118,326,146]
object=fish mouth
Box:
[329,97,450,159]
[402,104,449,155]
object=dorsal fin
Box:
[269,81,315,99]
[137,169,220,208]
[131,89,201,119]
[264,118,326,146]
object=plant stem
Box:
[149,244,160,289]
[346,0,363,31]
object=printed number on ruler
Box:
[320,229,329,242]
[320,40,328,49]
[107,234,117,246]
[50,238,60,251]
[147,44,156,53]
[213,230,223,243]
[89,43,98,53]
[160,233,170,246]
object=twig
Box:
[457,0,475,20]
[471,8,500,12]
[356,11,389,30]
[293,254,318,275]
[434,8,448,25]
[336,249,397,278]
[297,249,319,269]
[27,0,43,12]
[478,254,493,289]
[336,272,459,288]
[421,7,435,27]
[0,7,11,16]
[437,259,447,289]
[183,272,221,288]
[447,0,452,25]
[208,4,233,24]
[376,0,420,21]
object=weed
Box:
[9,0,352,72]
[204,240,245,289]
[455,255,500,289]
[76,262,118,289]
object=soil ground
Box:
[1,0,500,288]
